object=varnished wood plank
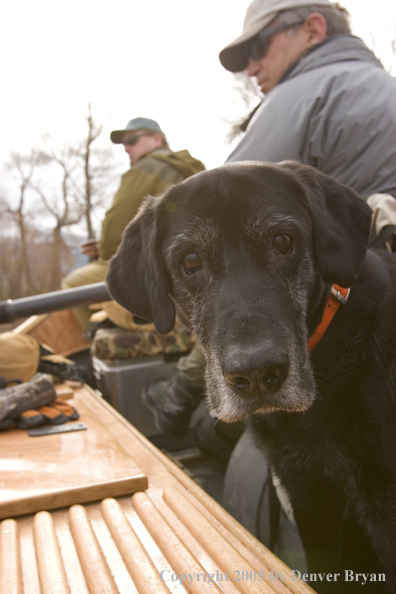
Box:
[0,396,147,519]
[0,476,148,522]
[101,497,170,594]
[27,310,91,356]
[12,315,48,336]
[164,487,284,594]
[54,384,74,400]
[132,491,223,594]
[33,511,70,594]
[68,504,118,594]
[18,519,41,594]
[83,504,138,593]
[50,510,90,594]
[0,519,23,594]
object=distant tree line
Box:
[0,106,119,300]
[2,23,394,302]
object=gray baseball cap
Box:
[219,0,333,72]
[110,117,164,144]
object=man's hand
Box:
[81,239,99,258]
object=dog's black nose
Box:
[222,346,289,396]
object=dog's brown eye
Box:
[273,234,294,255]
[182,252,202,275]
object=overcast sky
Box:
[1,0,395,179]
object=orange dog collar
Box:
[308,285,350,352]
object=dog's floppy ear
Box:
[106,197,175,335]
[282,162,372,287]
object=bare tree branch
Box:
[224,72,263,143]
[1,107,120,296]
[3,149,47,294]
[367,22,396,75]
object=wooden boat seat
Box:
[13,310,91,357]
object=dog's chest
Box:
[253,408,361,485]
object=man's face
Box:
[246,24,310,94]
[121,130,162,164]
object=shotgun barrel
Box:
[0,282,111,324]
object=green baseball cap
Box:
[219,0,333,72]
[110,117,164,144]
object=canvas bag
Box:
[0,332,87,385]
[0,332,40,383]
[367,193,396,252]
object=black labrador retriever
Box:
[107,161,396,593]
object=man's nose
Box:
[246,57,261,77]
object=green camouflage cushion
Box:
[91,326,195,360]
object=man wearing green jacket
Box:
[62,117,205,329]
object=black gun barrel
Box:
[0,282,111,324]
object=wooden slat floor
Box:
[0,385,317,594]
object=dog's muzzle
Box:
[221,342,290,397]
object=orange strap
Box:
[307,285,350,352]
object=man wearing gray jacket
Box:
[143,0,396,441]
[222,0,396,199]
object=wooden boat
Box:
[0,383,316,594]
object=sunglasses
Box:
[123,132,153,146]
[246,20,305,62]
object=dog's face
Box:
[107,162,372,422]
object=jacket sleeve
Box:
[99,167,170,260]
